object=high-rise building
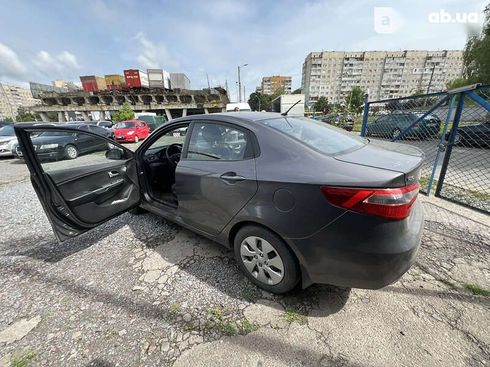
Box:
[260,76,292,95]
[301,50,464,103]
[0,82,40,120]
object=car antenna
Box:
[281,100,302,116]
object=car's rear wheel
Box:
[134,135,140,143]
[64,144,78,160]
[234,225,300,294]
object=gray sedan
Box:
[15,112,424,294]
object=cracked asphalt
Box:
[0,156,489,367]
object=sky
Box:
[0,0,487,102]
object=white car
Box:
[0,125,17,157]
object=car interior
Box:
[142,122,252,207]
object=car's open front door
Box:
[15,124,141,241]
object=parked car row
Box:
[366,112,442,140]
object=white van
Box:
[225,102,252,112]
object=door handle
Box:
[220,172,245,183]
[108,171,120,178]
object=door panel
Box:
[176,159,257,235]
[176,121,258,236]
[14,125,140,241]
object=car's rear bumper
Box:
[289,199,423,289]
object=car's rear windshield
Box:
[114,122,135,128]
[258,117,366,155]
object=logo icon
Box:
[374,7,403,34]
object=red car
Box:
[113,120,150,143]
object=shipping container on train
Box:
[80,75,107,92]
[105,74,126,90]
[147,68,171,89]
[169,73,190,90]
[124,69,149,89]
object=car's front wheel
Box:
[64,144,78,160]
[234,225,300,294]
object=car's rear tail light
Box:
[321,183,420,220]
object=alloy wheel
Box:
[240,236,285,285]
[65,145,78,159]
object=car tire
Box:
[392,128,401,140]
[234,225,300,294]
[64,144,78,160]
[134,136,140,143]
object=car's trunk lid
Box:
[334,140,424,186]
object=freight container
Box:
[148,69,171,89]
[169,73,190,90]
[104,74,126,90]
[124,69,149,88]
[80,76,107,92]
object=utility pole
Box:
[237,64,248,102]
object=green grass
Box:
[11,351,37,367]
[170,302,181,314]
[464,284,490,297]
[217,321,238,336]
[283,308,307,324]
[239,319,260,334]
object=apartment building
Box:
[0,82,40,120]
[260,75,292,95]
[301,50,464,103]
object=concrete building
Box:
[28,87,228,122]
[260,76,292,95]
[301,50,464,103]
[0,82,40,120]
[52,80,80,91]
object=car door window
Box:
[26,129,127,174]
[186,122,251,161]
[147,126,188,150]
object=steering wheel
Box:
[165,143,182,166]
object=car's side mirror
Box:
[106,148,125,160]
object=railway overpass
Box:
[29,88,229,121]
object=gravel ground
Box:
[0,157,489,366]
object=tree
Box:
[292,88,302,94]
[4,117,13,122]
[344,86,365,114]
[112,102,135,122]
[314,96,330,114]
[16,106,40,122]
[411,89,425,96]
[463,4,490,84]
[446,77,469,90]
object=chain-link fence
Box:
[360,84,490,213]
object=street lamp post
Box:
[237,64,248,102]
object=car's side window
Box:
[186,122,251,161]
[26,129,128,174]
[146,125,188,150]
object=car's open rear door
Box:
[15,124,141,241]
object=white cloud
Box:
[0,43,27,78]
[33,50,80,78]
[133,32,179,70]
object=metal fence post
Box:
[435,92,465,197]
[426,94,455,195]
[360,94,369,137]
